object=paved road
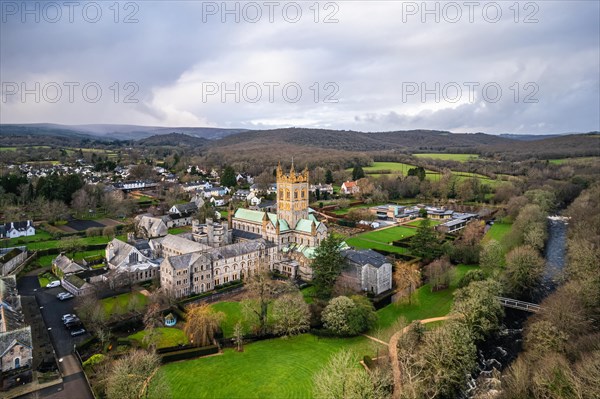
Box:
[17,274,94,399]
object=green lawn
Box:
[345,226,416,254]
[160,265,477,399]
[101,292,148,317]
[128,327,189,349]
[301,286,316,304]
[484,222,512,242]
[168,227,191,235]
[548,156,599,165]
[38,272,58,288]
[413,153,479,162]
[211,302,244,338]
[23,234,126,251]
[405,219,441,227]
[160,334,370,399]
[3,229,54,247]
[374,264,475,338]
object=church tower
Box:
[276,162,309,229]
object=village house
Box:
[0,221,35,239]
[51,253,85,279]
[0,247,28,276]
[340,181,360,195]
[134,214,169,238]
[309,183,334,195]
[105,238,160,285]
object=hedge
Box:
[159,345,219,363]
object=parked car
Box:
[57,292,74,301]
[70,328,86,337]
[63,317,80,325]
[46,280,61,288]
[65,320,83,329]
[61,314,76,322]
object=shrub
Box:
[82,353,106,368]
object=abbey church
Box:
[232,163,328,279]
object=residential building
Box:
[341,181,359,195]
[0,221,35,239]
[105,238,160,284]
[0,247,27,276]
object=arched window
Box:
[215,269,220,275]
[285,189,290,200]
[14,357,20,368]
[294,189,299,199]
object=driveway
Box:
[17,274,94,399]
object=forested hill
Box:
[209,128,513,152]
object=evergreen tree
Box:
[221,165,237,187]
[352,165,365,181]
[411,218,442,260]
[325,169,334,184]
[311,234,345,299]
[408,166,426,181]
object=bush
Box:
[458,269,487,288]
[82,353,106,368]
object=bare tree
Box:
[105,350,171,399]
[272,293,310,337]
[394,261,421,304]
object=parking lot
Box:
[17,274,93,399]
[18,276,89,357]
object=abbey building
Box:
[232,163,328,279]
[159,163,328,298]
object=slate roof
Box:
[172,202,198,214]
[53,254,85,274]
[342,249,390,268]
[232,229,263,241]
[0,326,32,358]
[0,276,25,333]
[159,234,212,253]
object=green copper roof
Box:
[295,219,314,233]
[234,208,265,223]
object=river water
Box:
[464,217,568,398]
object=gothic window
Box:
[301,189,306,198]
[286,189,290,199]
[294,189,299,199]
[129,252,139,264]
[279,189,284,198]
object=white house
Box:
[0,221,35,239]
[341,181,360,195]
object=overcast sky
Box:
[1,1,599,134]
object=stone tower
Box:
[276,162,309,229]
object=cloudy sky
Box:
[1,1,599,134]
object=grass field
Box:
[548,156,599,165]
[374,264,474,339]
[160,334,370,399]
[128,327,188,349]
[345,225,416,254]
[101,292,148,317]
[3,229,54,247]
[404,219,441,227]
[211,302,244,338]
[484,222,512,242]
[159,264,476,398]
[413,153,479,162]
[168,227,191,235]
[21,234,126,251]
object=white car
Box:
[62,314,76,322]
[46,280,61,288]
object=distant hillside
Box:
[137,133,210,147]
[210,128,513,152]
[482,133,600,159]
[0,123,247,141]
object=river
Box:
[464,217,568,398]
